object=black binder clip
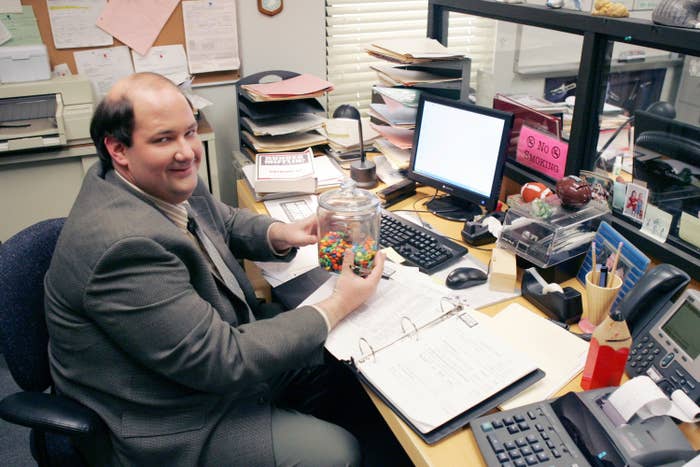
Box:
[522,268,583,324]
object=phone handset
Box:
[617,263,690,338]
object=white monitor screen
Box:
[412,99,508,198]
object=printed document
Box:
[74,46,134,97]
[182,0,240,73]
[47,0,111,49]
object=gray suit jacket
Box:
[45,164,328,466]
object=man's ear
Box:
[104,135,129,169]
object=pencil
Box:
[608,241,623,287]
[591,241,597,285]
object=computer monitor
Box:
[407,94,513,222]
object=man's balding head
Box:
[90,73,191,171]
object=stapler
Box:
[461,211,506,245]
[522,268,583,324]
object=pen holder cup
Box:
[581,271,622,332]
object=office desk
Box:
[236,179,700,467]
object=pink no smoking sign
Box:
[515,125,568,181]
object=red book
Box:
[493,94,562,158]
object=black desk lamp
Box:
[332,104,377,189]
[596,101,677,161]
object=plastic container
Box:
[317,179,381,276]
[498,196,609,268]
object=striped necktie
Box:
[186,213,258,322]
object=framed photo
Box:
[580,170,613,208]
[641,204,673,243]
[623,183,649,222]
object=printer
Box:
[0,75,95,153]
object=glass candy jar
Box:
[317,180,381,276]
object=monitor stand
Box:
[426,195,483,222]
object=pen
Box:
[598,266,608,287]
[608,241,623,287]
[591,241,598,285]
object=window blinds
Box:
[325,0,497,114]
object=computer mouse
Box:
[445,267,488,290]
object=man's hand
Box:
[316,250,386,329]
[268,215,318,252]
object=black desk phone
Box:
[617,264,698,403]
[473,387,695,467]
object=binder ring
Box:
[441,296,464,315]
[400,316,419,340]
[358,337,376,363]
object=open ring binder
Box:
[346,295,545,445]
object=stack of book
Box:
[319,117,380,168]
[367,39,468,171]
[238,74,333,158]
[493,93,563,158]
[241,148,345,202]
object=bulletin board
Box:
[20,0,239,85]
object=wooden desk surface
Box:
[235,179,700,467]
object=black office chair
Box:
[0,218,105,467]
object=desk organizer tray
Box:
[498,200,609,269]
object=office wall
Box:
[193,1,325,205]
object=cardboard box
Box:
[0,44,51,83]
[489,247,517,292]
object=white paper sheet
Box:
[74,46,134,97]
[182,0,240,74]
[0,20,10,45]
[0,0,22,14]
[47,0,112,49]
[131,45,189,84]
[301,264,463,361]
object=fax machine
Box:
[0,75,94,153]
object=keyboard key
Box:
[492,419,504,428]
[536,452,550,462]
[487,434,504,453]
[524,455,538,465]
[379,211,467,274]
[514,414,526,423]
[508,425,519,434]
[520,446,533,456]
[514,460,527,467]
[516,437,527,447]
[503,417,515,426]
[518,422,529,431]
[531,442,544,453]
[509,450,522,460]
[504,441,517,451]
[481,422,494,432]
[525,434,538,444]
[497,452,510,463]
[551,448,561,458]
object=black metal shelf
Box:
[428,0,700,278]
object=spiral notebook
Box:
[299,266,544,443]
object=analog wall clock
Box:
[258,0,283,16]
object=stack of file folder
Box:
[237,73,333,158]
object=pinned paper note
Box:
[74,46,134,97]
[96,0,179,56]
[47,0,112,49]
[182,0,240,74]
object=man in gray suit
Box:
[45,72,386,466]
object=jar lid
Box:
[318,179,380,213]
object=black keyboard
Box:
[472,402,585,467]
[379,210,467,275]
